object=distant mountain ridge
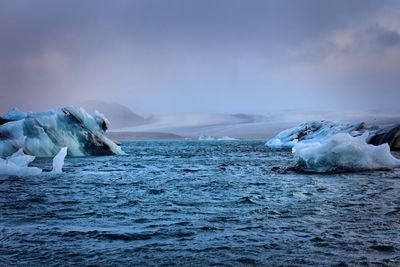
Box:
[80,100,152,129]
[107,131,186,141]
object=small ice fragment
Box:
[0,148,42,176]
[52,147,68,174]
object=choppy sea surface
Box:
[1,141,400,266]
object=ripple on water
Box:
[1,141,400,266]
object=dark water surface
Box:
[1,141,400,266]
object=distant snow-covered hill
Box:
[80,100,152,129]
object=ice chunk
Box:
[0,106,125,158]
[266,120,400,151]
[7,148,35,166]
[293,132,400,172]
[0,148,42,176]
[266,121,369,150]
[0,146,70,177]
[52,147,68,174]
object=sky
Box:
[1,0,400,115]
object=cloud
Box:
[284,7,400,110]
[0,0,398,114]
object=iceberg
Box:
[267,120,400,173]
[0,106,124,158]
[0,148,42,176]
[52,147,68,174]
[265,120,369,150]
[293,132,400,172]
[266,120,400,151]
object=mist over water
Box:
[1,141,399,265]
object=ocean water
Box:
[1,141,400,266]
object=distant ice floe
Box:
[198,135,238,141]
[198,135,215,141]
[0,106,124,158]
[217,136,238,141]
[266,120,400,172]
[293,133,400,172]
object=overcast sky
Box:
[1,0,400,114]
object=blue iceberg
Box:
[0,106,124,158]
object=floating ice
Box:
[293,132,400,172]
[217,136,237,141]
[0,106,124,158]
[52,147,68,174]
[198,135,238,141]
[0,148,42,176]
[0,146,69,177]
[268,121,400,172]
[198,135,215,141]
[265,121,369,150]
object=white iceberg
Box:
[293,132,400,172]
[51,147,68,174]
[0,106,124,158]
[265,120,371,150]
[0,148,42,177]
